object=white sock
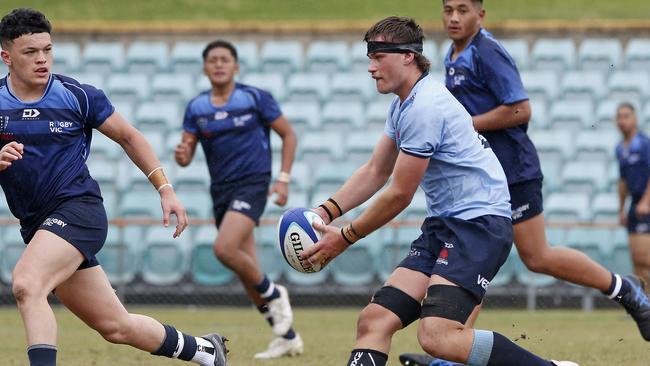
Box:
[191,337,216,366]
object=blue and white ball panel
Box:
[278,208,324,273]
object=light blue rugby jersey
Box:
[384,73,511,220]
[0,74,113,236]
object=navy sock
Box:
[347,349,387,366]
[603,273,632,302]
[27,344,57,366]
[282,328,296,340]
[151,324,198,361]
[487,332,553,366]
[254,275,280,301]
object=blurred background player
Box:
[0,8,228,366]
[303,16,578,366]
[400,1,650,365]
[174,40,301,359]
[616,103,650,283]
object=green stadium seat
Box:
[118,189,162,218]
[549,99,594,132]
[82,42,125,74]
[313,162,358,193]
[173,163,210,192]
[90,130,123,160]
[575,130,618,162]
[321,100,365,131]
[142,226,191,286]
[531,38,576,72]
[125,41,169,74]
[106,74,151,102]
[299,131,345,162]
[564,228,610,275]
[260,41,303,74]
[242,73,287,102]
[609,228,633,274]
[53,42,81,73]
[346,131,381,164]
[521,70,560,103]
[234,41,260,73]
[0,226,23,285]
[87,158,119,194]
[330,237,377,287]
[624,38,650,71]
[140,130,166,158]
[96,225,139,285]
[170,41,205,75]
[190,226,234,286]
[135,102,181,131]
[642,102,650,128]
[500,38,529,70]
[608,71,650,102]
[330,72,375,103]
[365,100,392,130]
[591,193,619,224]
[306,41,350,73]
[0,62,7,77]
[282,101,322,132]
[578,38,622,72]
[378,226,414,281]
[560,71,606,103]
[560,160,608,195]
[544,192,591,223]
[151,73,195,104]
[286,72,330,104]
[529,130,575,163]
[176,190,212,219]
[255,225,285,282]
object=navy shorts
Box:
[26,196,108,270]
[509,178,544,224]
[628,199,650,234]
[398,215,513,301]
[211,175,270,228]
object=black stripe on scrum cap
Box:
[367,41,423,55]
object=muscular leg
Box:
[12,230,84,346]
[629,233,650,282]
[514,213,612,291]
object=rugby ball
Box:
[278,207,324,273]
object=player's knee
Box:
[213,242,235,266]
[94,317,133,344]
[12,273,46,304]
[520,250,550,273]
[356,304,389,338]
[417,318,458,359]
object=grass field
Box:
[0,0,649,21]
[0,307,648,365]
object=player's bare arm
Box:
[269,115,297,206]
[174,131,198,167]
[99,111,189,237]
[472,99,531,132]
[619,178,629,226]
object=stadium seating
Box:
[170,41,205,74]
[531,38,576,72]
[549,99,594,132]
[151,73,195,104]
[242,72,287,102]
[377,226,413,281]
[82,42,125,74]
[330,72,376,103]
[560,160,608,195]
[608,228,633,274]
[118,189,163,218]
[255,225,287,282]
[282,101,322,132]
[135,102,181,131]
[565,227,611,264]
[624,38,650,71]
[106,73,151,102]
[299,131,345,162]
[577,38,622,72]
[53,42,82,73]
[0,190,12,218]
[321,100,365,130]
[125,41,169,74]
[330,235,377,286]
[176,190,212,219]
[560,71,606,103]
[591,193,619,224]
[141,226,191,285]
[306,41,350,73]
[173,163,211,191]
[286,72,331,104]
[234,41,260,73]
[190,226,234,286]
[0,226,23,285]
[500,38,529,70]
[575,130,619,162]
[260,41,303,74]
[544,192,591,223]
[607,71,650,102]
[520,70,560,103]
[490,246,518,287]
[96,225,139,285]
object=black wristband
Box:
[328,198,343,216]
[319,204,334,222]
[349,223,365,239]
[340,227,354,245]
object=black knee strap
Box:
[371,286,421,328]
[420,285,478,324]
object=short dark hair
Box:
[617,102,636,114]
[364,16,430,73]
[0,8,51,48]
[442,0,483,5]
[202,40,238,62]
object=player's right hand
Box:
[174,142,191,166]
[0,142,24,171]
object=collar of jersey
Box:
[4,73,54,106]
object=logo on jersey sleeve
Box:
[22,109,40,119]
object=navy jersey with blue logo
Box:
[444,28,542,185]
[0,74,114,233]
[616,132,650,200]
[183,83,281,185]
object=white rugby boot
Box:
[254,333,304,359]
[267,284,293,336]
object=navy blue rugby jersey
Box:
[616,131,650,201]
[183,83,281,185]
[0,74,113,231]
[444,28,542,185]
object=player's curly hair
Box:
[202,40,238,62]
[364,16,430,73]
[0,8,51,48]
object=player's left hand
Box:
[303,221,350,268]
[159,186,189,238]
[636,200,650,217]
[269,181,289,206]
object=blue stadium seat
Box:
[529,130,575,163]
[306,41,350,73]
[560,71,606,103]
[313,162,359,193]
[609,228,632,274]
[151,73,195,104]
[67,72,106,91]
[106,74,151,102]
[578,38,622,72]
[500,38,529,70]
[0,226,23,285]
[90,130,123,160]
[330,238,377,287]
[591,193,619,224]
[346,131,381,164]
[96,225,139,285]
[234,41,259,73]
[565,227,610,265]
[87,158,119,193]
[82,42,125,74]
[624,38,650,71]
[176,190,212,219]
[53,42,81,73]
[521,70,560,103]
[170,41,205,75]
[260,41,303,74]
[575,130,618,162]
[321,100,365,130]
[242,73,287,102]
[286,72,330,104]
[544,192,591,223]
[365,99,392,130]
[142,226,191,285]
[531,38,576,72]
[173,163,210,192]
[135,102,181,131]
[377,226,411,281]
[330,72,375,103]
[282,101,322,132]
[560,160,608,195]
[607,71,650,102]
[190,226,234,286]
[125,41,169,74]
[549,99,594,132]
[118,189,162,218]
[255,225,286,282]
[140,130,166,158]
